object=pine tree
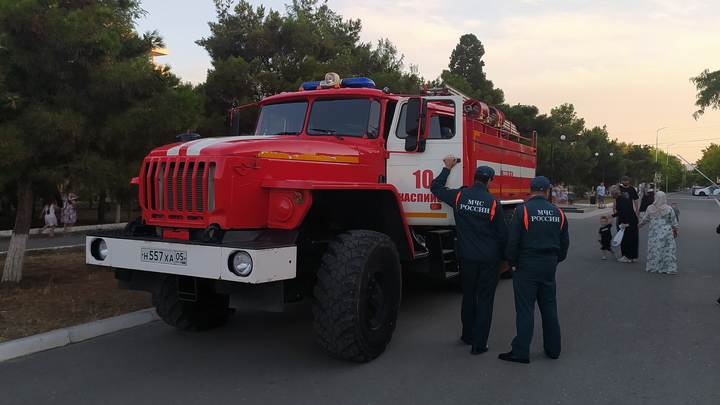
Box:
[0,0,202,283]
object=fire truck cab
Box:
[86,73,537,362]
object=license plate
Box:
[140,248,187,266]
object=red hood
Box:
[149,135,361,160]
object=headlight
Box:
[228,251,253,277]
[90,238,108,261]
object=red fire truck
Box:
[86,73,537,361]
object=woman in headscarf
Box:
[609,184,639,263]
[638,191,679,274]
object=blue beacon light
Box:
[299,73,375,91]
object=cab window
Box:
[307,98,381,138]
[396,105,455,139]
[428,114,455,139]
[254,101,308,135]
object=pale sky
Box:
[136,0,720,164]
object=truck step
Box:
[445,271,459,279]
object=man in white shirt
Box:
[596,182,606,208]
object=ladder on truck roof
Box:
[420,83,469,102]
[421,83,524,140]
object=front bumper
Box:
[85,232,296,284]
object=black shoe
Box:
[498,351,530,364]
[460,336,472,345]
[545,350,559,359]
[716,297,720,307]
[471,346,489,355]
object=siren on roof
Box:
[299,72,375,91]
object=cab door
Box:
[385,96,464,226]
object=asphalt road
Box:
[1,192,719,405]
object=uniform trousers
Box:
[459,258,500,349]
[510,264,561,359]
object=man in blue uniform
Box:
[431,156,508,355]
[499,176,570,364]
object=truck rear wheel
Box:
[151,275,232,331]
[313,230,402,361]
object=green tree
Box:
[0,0,202,283]
[572,126,625,191]
[445,33,504,106]
[655,150,685,191]
[690,69,720,119]
[534,104,585,186]
[695,144,720,185]
[619,144,656,185]
[197,0,419,134]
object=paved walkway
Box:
[0,224,124,254]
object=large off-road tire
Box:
[313,230,402,362]
[151,274,232,331]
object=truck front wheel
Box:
[313,230,402,361]
[151,275,232,331]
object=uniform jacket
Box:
[431,167,508,261]
[505,195,570,268]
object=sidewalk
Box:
[0,221,158,363]
[0,223,125,254]
[560,203,612,220]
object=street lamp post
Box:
[666,142,678,192]
[550,135,566,184]
[655,127,667,188]
[594,152,614,183]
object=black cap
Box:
[621,176,629,181]
[530,176,552,191]
[475,165,495,180]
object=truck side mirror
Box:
[404,97,427,152]
[176,129,201,143]
[229,110,241,136]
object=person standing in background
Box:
[671,203,680,224]
[614,176,639,231]
[598,215,613,260]
[61,188,77,237]
[618,176,640,215]
[639,183,655,214]
[610,184,639,263]
[638,191,678,274]
[596,182,606,208]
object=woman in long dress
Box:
[61,190,77,237]
[609,184,639,263]
[639,183,655,214]
[638,191,679,274]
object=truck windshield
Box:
[307,98,381,138]
[254,101,308,136]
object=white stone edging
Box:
[0,223,125,238]
[0,308,159,363]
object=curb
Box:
[0,308,160,363]
[0,244,85,256]
[0,223,125,239]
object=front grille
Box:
[141,158,216,215]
